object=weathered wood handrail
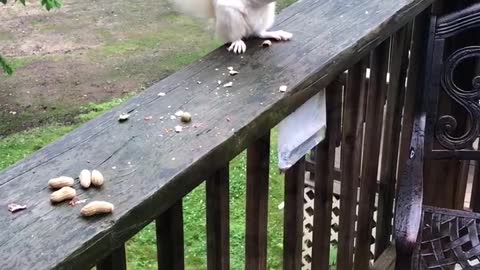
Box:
[0,0,434,269]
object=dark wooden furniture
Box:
[394,3,480,269]
[0,0,436,269]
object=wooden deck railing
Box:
[0,0,435,269]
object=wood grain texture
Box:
[96,245,127,270]
[375,26,410,259]
[337,62,367,270]
[372,245,396,270]
[156,201,184,270]
[353,40,390,270]
[206,166,230,270]
[283,157,305,270]
[311,79,342,270]
[245,133,270,270]
[0,0,433,269]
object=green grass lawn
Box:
[126,132,287,270]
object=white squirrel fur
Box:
[171,0,292,53]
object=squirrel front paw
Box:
[227,40,247,54]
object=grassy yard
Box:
[126,136,286,270]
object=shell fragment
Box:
[175,110,184,117]
[181,112,192,123]
[8,203,27,213]
[262,40,272,47]
[118,113,130,122]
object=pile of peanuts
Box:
[48,169,114,217]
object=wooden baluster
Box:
[207,166,230,270]
[376,25,411,258]
[96,245,127,270]
[353,40,390,270]
[311,78,342,270]
[245,133,270,270]
[157,201,185,270]
[337,61,368,270]
[283,157,305,270]
[336,73,347,147]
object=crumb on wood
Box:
[175,110,184,117]
[180,112,192,123]
[8,203,27,213]
[69,198,87,207]
[118,113,130,122]
[262,40,272,47]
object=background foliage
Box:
[0,0,61,74]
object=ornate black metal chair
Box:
[394,3,480,269]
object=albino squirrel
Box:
[171,0,292,53]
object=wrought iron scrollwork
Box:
[435,46,480,150]
[436,3,480,39]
